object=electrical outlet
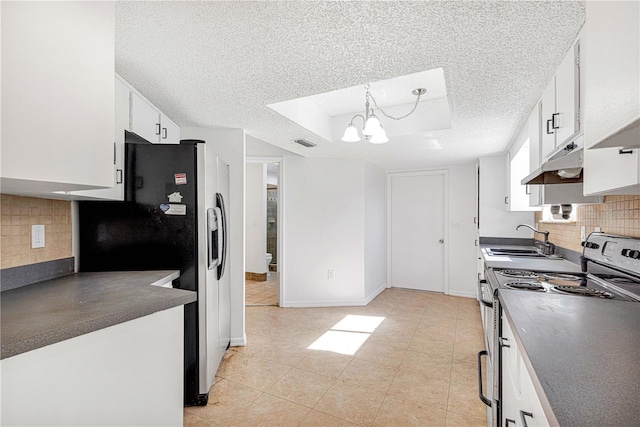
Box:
[31,225,45,248]
[595,226,601,232]
[327,269,334,280]
[580,226,586,241]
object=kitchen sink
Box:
[486,248,546,257]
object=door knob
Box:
[439,239,444,244]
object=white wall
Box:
[181,127,246,345]
[245,163,267,274]
[246,134,299,157]
[364,161,386,301]
[447,163,480,298]
[283,157,366,306]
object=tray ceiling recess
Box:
[267,69,451,146]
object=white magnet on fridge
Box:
[167,192,183,203]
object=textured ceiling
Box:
[115,1,585,170]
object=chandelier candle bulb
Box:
[341,85,426,144]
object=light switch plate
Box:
[32,225,45,248]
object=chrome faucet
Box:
[516,224,550,243]
[516,224,555,255]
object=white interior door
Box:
[389,172,445,292]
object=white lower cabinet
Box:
[501,315,550,427]
[1,307,184,426]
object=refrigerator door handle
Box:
[207,208,219,270]
[213,207,224,275]
[216,193,228,280]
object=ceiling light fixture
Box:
[341,84,426,144]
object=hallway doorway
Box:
[245,157,284,307]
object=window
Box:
[509,139,539,211]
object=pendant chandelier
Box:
[341,84,426,144]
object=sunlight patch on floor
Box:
[307,315,386,355]
[331,315,385,333]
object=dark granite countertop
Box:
[1,271,196,359]
[480,244,583,273]
[499,290,640,427]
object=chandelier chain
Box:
[367,90,423,121]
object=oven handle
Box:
[478,279,494,308]
[477,350,492,407]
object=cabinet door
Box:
[478,156,534,238]
[584,147,640,195]
[555,43,579,147]
[519,356,550,427]
[528,103,542,207]
[70,76,129,200]
[540,79,556,160]
[0,1,114,193]
[584,2,640,149]
[131,93,160,143]
[159,113,181,144]
[501,317,522,427]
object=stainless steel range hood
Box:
[522,142,583,185]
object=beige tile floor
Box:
[246,273,279,306]
[185,288,487,426]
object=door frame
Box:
[246,156,286,307]
[386,169,449,294]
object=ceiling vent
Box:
[294,139,317,148]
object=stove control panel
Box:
[584,233,640,275]
[621,249,640,260]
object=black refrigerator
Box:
[78,134,231,406]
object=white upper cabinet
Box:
[478,156,534,238]
[584,1,639,150]
[554,44,580,147]
[528,102,543,207]
[584,147,639,196]
[130,92,181,144]
[72,76,130,201]
[131,93,162,144]
[540,42,581,160]
[583,2,640,196]
[0,2,115,196]
[73,75,182,200]
[159,114,181,144]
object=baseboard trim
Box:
[283,300,369,308]
[245,272,267,281]
[230,333,247,347]
[447,290,478,299]
[363,283,387,305]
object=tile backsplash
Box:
[0,195,72,269]
[536,195,640,253]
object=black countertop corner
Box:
[1,270,196,359]
[499,290,640,427]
